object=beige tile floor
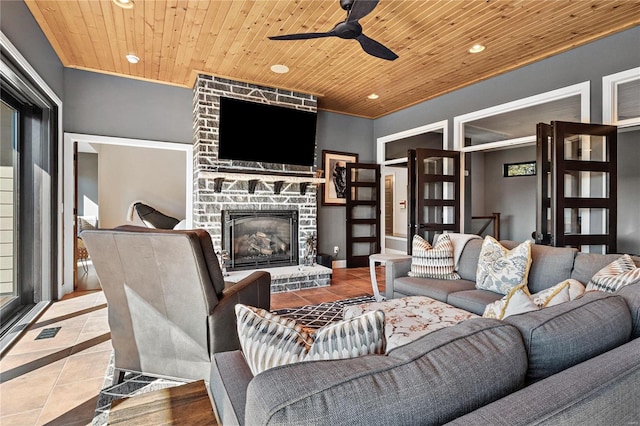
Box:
[0,266,384,425]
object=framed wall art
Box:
[321,150,359,206]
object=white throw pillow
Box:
[483,284,539,320]
[533,279,585,307]
[483,279,586,320]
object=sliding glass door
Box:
[0,99,19,318]
[0,54,57,338]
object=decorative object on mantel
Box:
[217,250,230,276]
[304,233,318,266]
[322,150,359,206]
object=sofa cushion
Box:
[210,350,254,426]
[617,283,640,338]
[504,291,632,384]
[446,289,504,316]
[456,239,484,281]
[235,304,386,375]
[504,242,577,294]
[245,319,528,425]
[392,276,476,303]
[476,237,532,295]
[585,254,640,293]
[447,338,640,426]
[408,234,460,280]
[132,202,180,229]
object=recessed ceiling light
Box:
[367,93,379,100]
[113,0,134,9]
[270,64,289,74]
[469,44,486,54]
[126,54,140,64]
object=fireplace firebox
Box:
[222,210,298,271]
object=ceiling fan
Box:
[268,0,398,61]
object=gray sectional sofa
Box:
[209,240,640,425]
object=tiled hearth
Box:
[225,264,332,293]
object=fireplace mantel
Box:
[199,171,324,184]
[198,171,324,194]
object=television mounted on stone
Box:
[218,96,317,167]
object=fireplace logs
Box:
[235,231,289,257]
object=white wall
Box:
[77,152,99,217]
[482,146,537,242]
[386,166,408,236]
[97,145,186,228]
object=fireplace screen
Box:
[222,210,298,270]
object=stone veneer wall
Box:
[192,75,319,261]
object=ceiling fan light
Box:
[113,0,134,9]
[367,93,379,100]
[270,64,289,74]
[126,54,140,64]
[469,44,486,53]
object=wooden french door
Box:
[346,163,381,267]
[536,121,618,253]
[407,149,461,254]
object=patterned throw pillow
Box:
[306,311,386,360]
[235,304,314,376]
[585,254,640,293]
[476,236,532,295]
[235,304,386,375]
[408,234,460,280]
[483,279,586,320]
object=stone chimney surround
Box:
[192,75,330,292]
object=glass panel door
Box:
[535,122,552,244]
[0,100,18,316]
[554,121,617,253]
[408,149,461,252]
[346,163,380,268]
[536,121,618,253]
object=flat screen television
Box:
[218,97,317,167]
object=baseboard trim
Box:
[332,260,347,268]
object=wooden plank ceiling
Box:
[25,0,640,119]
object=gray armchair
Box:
[81,225,271,384]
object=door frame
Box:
[62,133,193,297]
[376,121,448,252]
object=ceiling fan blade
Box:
[355,33,398,60]
[269,32,335,41]
[347,0,380,22]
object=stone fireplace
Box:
[192,75,331,292]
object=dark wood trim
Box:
[214,167,316,178]
[346,163,380,268]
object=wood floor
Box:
[0,266,384,425]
